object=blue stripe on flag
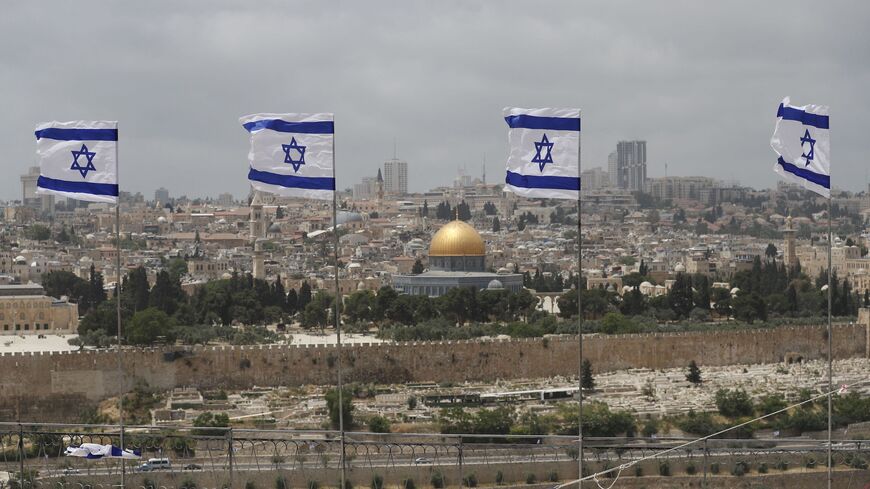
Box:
[777,157,830,189]
[776,104,829,129]
[34,128,118,141]
[242,119,334,134]
[37,176,119,196]
[504,115,581,132]
[505,171,581,191]
[248,167,335,191]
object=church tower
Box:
[783,215,797,268]
[376,168,385,213]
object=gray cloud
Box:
[1,1,868,200]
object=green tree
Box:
[374,286,398,321]
[368,416,391,433]
[123,266,151,312]
[325,388,354,430]
[343,290,375,324]
[301,292,333,330]
[126,308,177,345]
[619,287,646,316]
[297,281,313,310]
[411,259,425,274]
[686,360,702,384]
[150,270,184,316]
[167,258,189,282]
[668,273,694,318]
[731,292,767,323]
[715,389,754,418]
[492,216,501,232]
[581,359,595,390]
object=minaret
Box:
[482,154,486,185]
[249,191,265,280]
[783,215,797,268]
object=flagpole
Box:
[116,201,125,489]
[114,125,125,489]
[576,130,583,488]
[828,194,834,489]
[332,126,346,489]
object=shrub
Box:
[710,462,720,474]
[547,470,559,482]
[371,475,384,489]
[658,461,671,476]
[245,482,256,489]
[495,471,504,485]
[462,474,478,488]
[758,462,768,473]
[525,473,537,484]
[851,456,868,469]
[180,478,197,489]
[685,463,697,475]
[732,461,749,476]
[775,460,789,471]
[143,478,156,489]
[307,481,319,489]
[714,389,754,418]
[339,479,352,489]
[276,477,287,489]
[402,478,416,489]
[430,471,445,489]
[634,466,643,477]
[806,458,816,469]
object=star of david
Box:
[800,129,816,167]
[70,144,97,178]
[531,133,554,172]
[282,137,306,172]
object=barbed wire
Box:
[556,377,870,489]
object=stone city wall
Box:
[1,322,867,421]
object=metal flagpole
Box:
[116,203,125,489]
[576,130,583,488]
[332,126,346,489]
[114,125,126,489]
[828,194,834,489]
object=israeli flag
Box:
[240,113,335,200]
[771,97,830,198]
[65,443,141,459]
[35,121,119,203]
[503,107,581,200]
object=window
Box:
[24,324,29,330]
[3,325,7,331]
[15,324,20,331]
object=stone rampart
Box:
[1,322,867,421]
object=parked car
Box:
[137,458,172,472]
[183,464,202,471]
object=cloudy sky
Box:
[2,1,868,201]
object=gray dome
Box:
[336,211,364,225]
[487,279,504,290]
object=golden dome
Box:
[429,220,486,257]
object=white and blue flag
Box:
[240,113,335,200]
[35,121,119,203]
[65,443,141,460]
[771,97,830,198]
[503,107,581,200]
